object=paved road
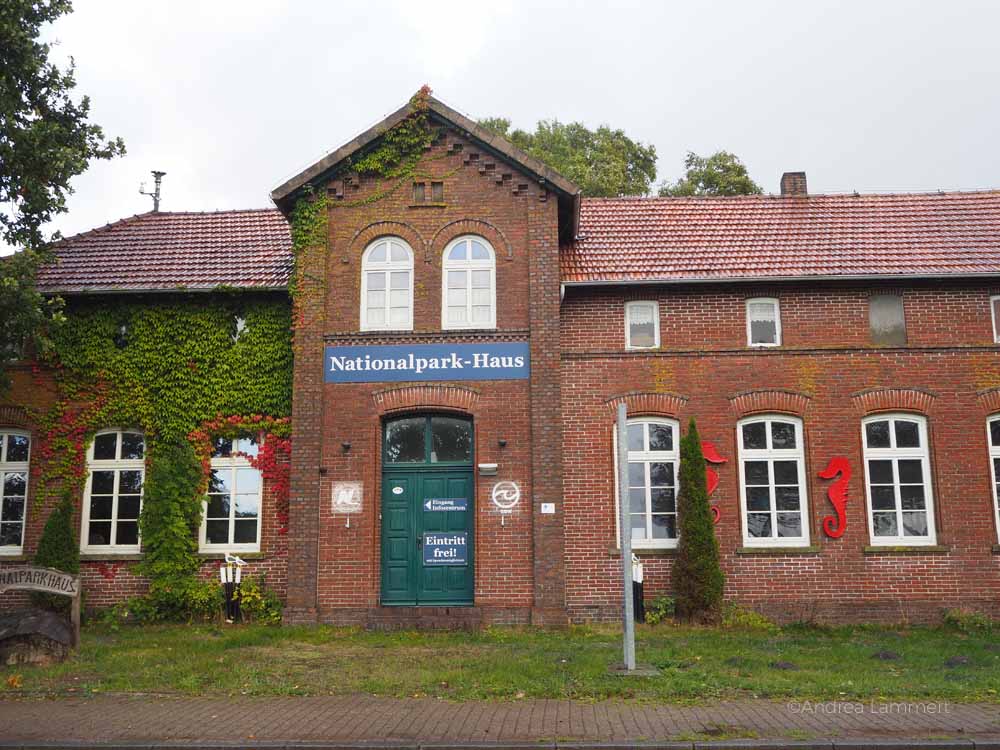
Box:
[0,694,998,747]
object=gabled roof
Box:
[561,191,1000,285]
[269,92,582,240]
[37,209,292,294]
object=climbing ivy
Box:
[32,293,292,617]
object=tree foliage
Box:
[673,419,725,623]
[478,117,657,197]
[0,0,125,385]
[658,151,762,197]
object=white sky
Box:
[19,0,1000,245]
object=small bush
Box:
[238,575,283,625]
[644,595,676,625]
[722,603,779,632]
[942,608,993,633]
[32,495,80,612]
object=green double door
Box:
[380,415,475,606]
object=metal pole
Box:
[616,403,636,671]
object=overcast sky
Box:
[25,0,1000,244]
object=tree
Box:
[33,494,79,611]
[673,419,725,623]
[658,151,762,197]
[1,0,125,383]
[478,117,657,197]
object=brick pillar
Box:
[283,201,329,624]
[527,188,567,625]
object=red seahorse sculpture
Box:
[702,441,728,524]
[818,456,851,538]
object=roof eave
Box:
[38,284,290,296]
[561,272,1000,287]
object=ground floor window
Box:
[616,418,679,548]
[987,417,1000,543]
[200,436,262,552]
[0,430,30,553]
[81,429,145,554]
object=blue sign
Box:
[422,532,468,566]
[325,342,529,383]
[424,498,468,512]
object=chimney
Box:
[780,171,807,197]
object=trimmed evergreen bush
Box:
[673,418,725,623]
[32,493,81,611]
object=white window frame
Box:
[0,429,31,555]
[986,417,1000,544]
[990,295,1000,344]
[736,415,810,548]
[360,237,414,331]
[613,418,680,550]
[861,413,937,546]
[624,301,660,350]
[441,235,497,330]
[746,297,782,347]
[199,438,262,554]
[80,429,145,555]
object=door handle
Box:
[416,537,423,548]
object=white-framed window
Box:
[990,296,1000,344]
[737,415,809,547]
[81,429,145,554]
[442,235,496,329]
[746,297,781,346]
[199,436,262,553]
[614,418,679,549]
[986,417,1000,544]
[625,301,660,350]
[0,430,31,554]
[360,237,414,331]
[862,414,936,546]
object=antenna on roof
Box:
[139,170,166,212]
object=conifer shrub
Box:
[32,494,81,611]
[673,418,725,623]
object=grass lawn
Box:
[2,622,998,702]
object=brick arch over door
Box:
[604,391,688,419]
[430,219,513,262]
[346,221,427,265]
[729,389,811,418]
[851,387,937,416]
[371,385,481,416]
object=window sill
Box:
[197,551,264,560]
[80,553,143,562]
[737,545,820,556]
[862,544,950,555]
[607,545,677,557]
[408,202,447,208]
[0,553,29,562]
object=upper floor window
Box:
[987,417,1000,543]
[625,301,659,349]
[82,430,145,554]
[862,414,936,546]
[442,236,496,329]
[870,293,907,346]
[746,298,781,346]
[361,238,413,331]
[0,430,31,554]
[991,296,1000,343]
[737,416,809,547]
[615,418,679,549]
[200,436,261,553]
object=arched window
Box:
[442,236,496,329]
[862,413,936,545]
[989,417,1000,543]
[361,238,413,331]
[614,418,679,548]
[737,415,809,546]
[81,429,145,553]
[0,430,31,554]
[200,435,262,553]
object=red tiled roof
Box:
[37,209,292,293]
[562,191,1000,284]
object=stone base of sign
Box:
[607,662,661,677]
[0,609,73,666]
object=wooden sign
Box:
[0,566,81,646]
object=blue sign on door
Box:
[325,342,529,383]
[423,498,468,512]
[423,532,468,565]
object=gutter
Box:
[39,285,290,297]
[561,272,1000,287]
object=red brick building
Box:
[3,94,1000,624]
